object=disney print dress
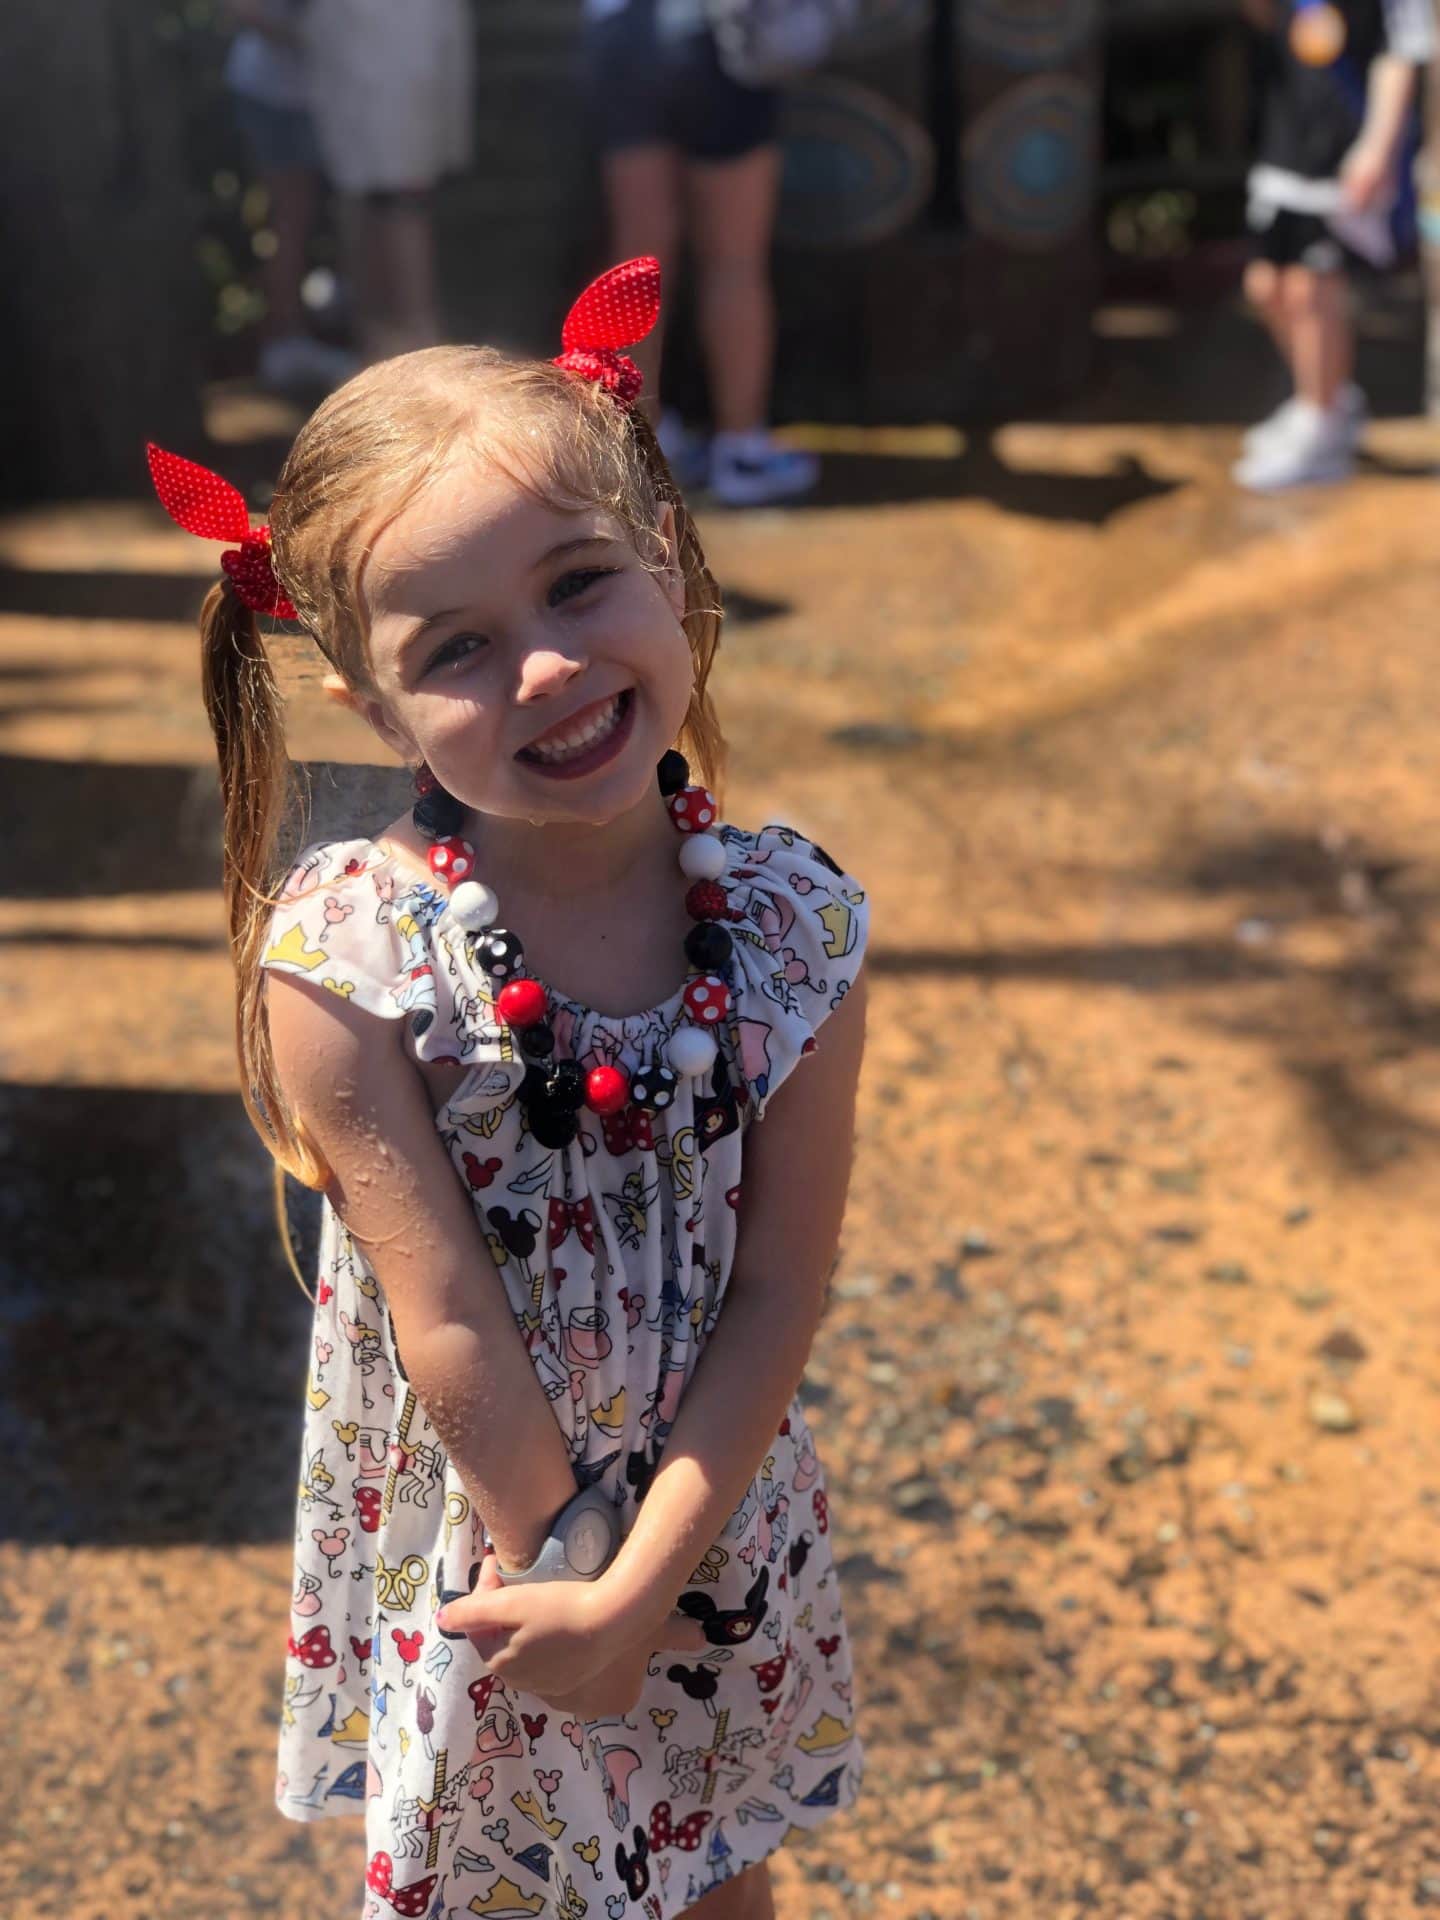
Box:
[261,821,869,1920]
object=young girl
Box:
[149,258,868,1920]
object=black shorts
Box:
[1252,207,1359,276]
[584,0,779,163]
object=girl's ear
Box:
[655,504,686,620]
[323,673,415,763]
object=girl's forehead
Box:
[369,460,616,584]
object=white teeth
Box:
[526,695,624,764]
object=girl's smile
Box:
[517,686,637,778]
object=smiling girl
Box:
[150,260,868,1920]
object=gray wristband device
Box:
[494,1484,620,1586]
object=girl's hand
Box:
[1340,140,1393,213]
[437,1553,706,1704]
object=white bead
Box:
[677,833,727,881]
[668,1024,718,1079]
[448,880,499,932]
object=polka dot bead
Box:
[668,1024,718,1080]
[427,836,476,886]
[631,1060,678,1112]
[478,928,525,980]
[683,973,729,1026]
[669,786,718,835]
[448,880,499,933]
[497,978,548,1030]
[584,1064,631,1115]
[677,833,727,881]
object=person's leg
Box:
[1243,256,1291,366]
[1282,262,1348,409]
[601,144,686,413]
[684,1861,776,1920]
[684,145,782,434]
[355,188,441,362]
[258,166,319,344]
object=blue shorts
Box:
[584,0,778,163]
[231,93,322,174]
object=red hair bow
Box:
[552,256,661,409]
[146,443,297,621]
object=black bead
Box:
[478,928,525,979]
[527,1102,580,1149]
[631,1060,678,1113]
[521,1064,550,1105]
[684,921,733,971]
[519,1021,555,1059]
[657,749,689,797]
[545,1060,586,1112]
[412,788,465,841]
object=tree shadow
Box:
[0,754,220,898]
[0,563,209,625]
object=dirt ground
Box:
[4,296,1440,1920]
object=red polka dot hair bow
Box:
[552,255,661,409]
[145,442,297,621]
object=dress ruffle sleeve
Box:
[260,838,517,1100]
[721,822,869,1121]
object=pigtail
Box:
[627,409,728,796]
[199,580,326,1195]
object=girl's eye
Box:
[427,632,487,675]
[549,567,615,608]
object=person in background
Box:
[303,0,475,362]
[224,1,358,392]
[583,0,819,506]
[1235,0,1435,492]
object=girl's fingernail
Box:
[436,1608,451,1631]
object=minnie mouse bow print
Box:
[145,442,297,620]
[552,256,661,409]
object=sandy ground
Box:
[3,299,1440,1919]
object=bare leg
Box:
[685,145,782,433]
[684,1862,776,1920]
[602,144,685,420]
[1283,263,1349,409]
[258,166,319,343]
[348,190,442,362]
[1243,256,1291,369]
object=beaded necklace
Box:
[410,751,735,1148]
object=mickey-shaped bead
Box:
[545,1060,587,1112]
[683,973,729,1027]
[677,832,727,881]
[668,1024,718,1079]
[585,1064,630,1115]
[668,785,718,835]
[496,978,547,1030]
[684,921,733,971]
[527,1103,580,1150]
[427,836,476,885]
[631,1060,678,1112]
[476,928,525,980]
[448,880,499,932]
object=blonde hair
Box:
[202,347,726,1189]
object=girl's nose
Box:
[515,644,585,706]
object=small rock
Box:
[1205,1261,1251,1286]
[1316,1327,1368,1367]
[933,1262,966,1301]
[1153,1167,1200,1194]
[1225,1344,1254,1368]
[891,1474,953,1523]
[1309,1388,1359,1433]
[829,721,926,751]
[961,1229,996,1259]
[1152,1223,1201,1244]
[1293,1286,1333,1312]
[867,1360,900,1387]
[888,1270,915,1294]
[1285,1205,1313,1227]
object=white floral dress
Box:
[261,820,869,1920]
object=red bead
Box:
[668,785,718,834]
[427,836,475,885]
[585,1064,631,1115]
[683,973,730,1026]
[685,880,728,921]
[497,979,547,1029]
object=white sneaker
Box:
[657,409,710,491]
[258,335,360,393]
[1243,384,1366,456]
[1232,399,1355,491]
[708,430,819,507]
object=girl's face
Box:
[354,454,694,828]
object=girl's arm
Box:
[1342,54,1419,206]
[442,970,869,1673]
[267,973,578,1571]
